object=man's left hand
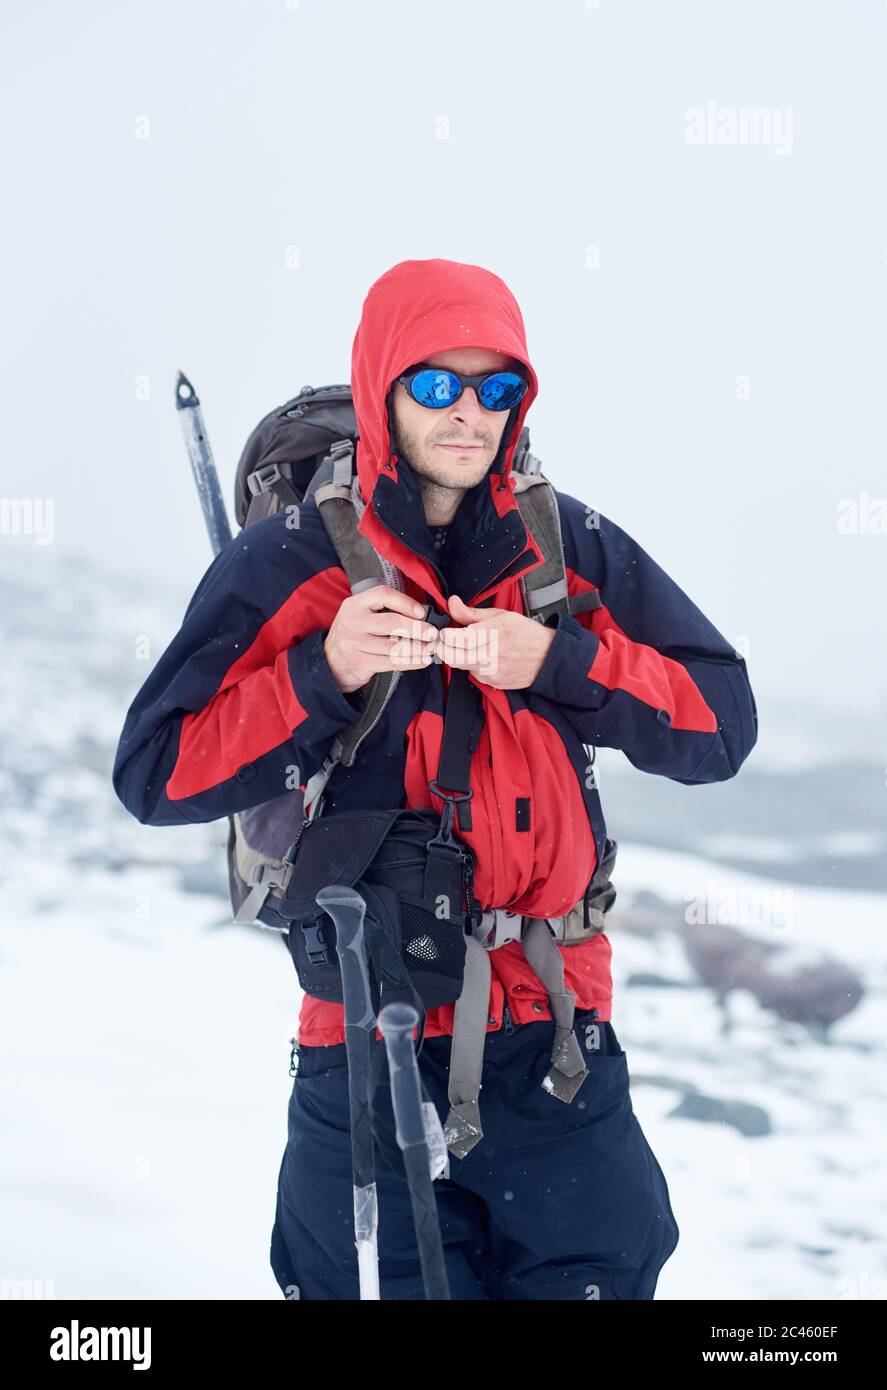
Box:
[434,593,555,689]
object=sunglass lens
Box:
[409,369,460,408]
[477,372,527,410]
[407,368,528,410]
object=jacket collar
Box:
[364,441,543,610]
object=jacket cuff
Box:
[287,629,364,734]
[525,611,602,707]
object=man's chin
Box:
[418,448,492,486]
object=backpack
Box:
[225,383,612,933]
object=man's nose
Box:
[449,387,484,422]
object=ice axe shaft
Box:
[175,370,232,557]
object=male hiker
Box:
[113,257,757,1300]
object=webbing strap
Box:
[520,919,588,1102]
[234,859,291,923]
[436,668,481,795]
[513,477,569,625]
[568,589,603,616]
[302,737,344,822]
[244,461,300,527]
[525,577,568,610]
[312,451,401,788]
[443,935,491,1158]
[431,667,482,833]
[443,911,591,1159]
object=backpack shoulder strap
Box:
[512,473,603,623]
[303,440,407,816]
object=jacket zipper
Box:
[502,999,516,1035]
[370,468,534,608]
[366,464,526,937]
[345,668,403,764]
[374,497,449,601]
[284,815,310,875]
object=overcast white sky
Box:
[2,0,886,713]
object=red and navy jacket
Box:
[112,258,758,1047]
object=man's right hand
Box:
[323,584,439,694]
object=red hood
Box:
[349,258,540,606]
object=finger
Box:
[364,613,438,642]
[358,585,428,621]
[355,635,437,659]
[369,650,437,672]
[437,639,477,670]
[448,594,492,623]
[439,614,496,637]
[437,627,473,653]
[447,594,477,623]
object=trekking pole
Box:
[315,884,381,1301]
[377,1001,451,1301]
[174,370,232,556]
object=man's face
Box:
[389,348,518,491]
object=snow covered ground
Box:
[1,866,293,1300]
[3,838,885,1301]
[1,546,885,1300]
[610,845,887,1301]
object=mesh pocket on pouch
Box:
[397,893,466,1004]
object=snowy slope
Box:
[1,545,885,1300]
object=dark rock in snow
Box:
[681,921,863,1034]
[668,1092,772,1137]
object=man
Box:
[113,257,757,1300]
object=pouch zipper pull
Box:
[280,820,308,893]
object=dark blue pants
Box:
[270,1010,679,1300]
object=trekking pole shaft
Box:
[401,1144,450,1302]
[378,1002,450,1301]
[319,885,380,1301]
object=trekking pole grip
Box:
[377,1003,425,1149]
[316,885,374,1031]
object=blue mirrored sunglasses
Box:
[396,364,528,412]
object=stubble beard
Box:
[391,420,493,517]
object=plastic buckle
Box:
[474,907,523,950]
[302,918,330,966]
[247,462,284,497]
[426,779,472,846]
[427,779,473,806]
[247,859,291,893]
[466,900,484,934]
[545,913,566,942]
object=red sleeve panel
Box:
[112,509,363,825]
[525,496,757,784]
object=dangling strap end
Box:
[443,1101,483,1159]
[542,1062,589,1105]
[542,1032,589,1104]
